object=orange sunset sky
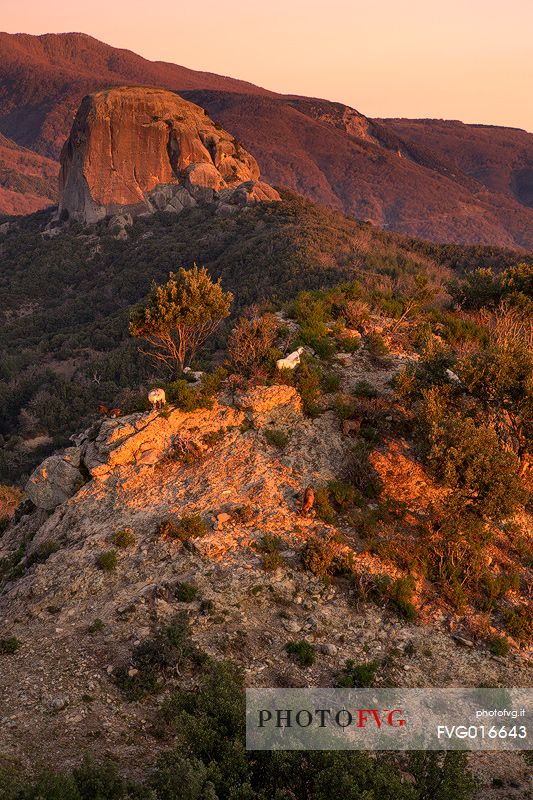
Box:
[3,0,532,131]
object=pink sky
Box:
[3,0,533,131]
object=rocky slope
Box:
[0,333,530,793]
[58,87,279,224]
[1,32,532,248]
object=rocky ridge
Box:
[0,338,530,792]
[57,87,280,225]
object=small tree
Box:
[129,266,232,376]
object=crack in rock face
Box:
[58,86,280,224]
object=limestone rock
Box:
[57,87,277,224]
[82,403,245,479]
[237,385,301,416]
[25,449,85,510]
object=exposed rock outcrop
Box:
[58,87,280,224]
[25,449,85,510]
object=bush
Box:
[158,515,208,542]
[175,582,199,602]
[227,311,279,376]
[112,528,136,548]
[490,637,510,657]
[428,415,526,521]
[177,515,208,540]
[503,607,532,643]
[314,486,336,523]
[345,441,383,498]
[301,535,340,580]
[26,540,60,568]
[254,534,285,571]
[286,640,316,667]
[231,504,255,524]
[115,615,196,700]
[96,550,118,572]
[389,576,417,621]
[87,619,105,634]
[343,299,370,328]
[295,362,322,416]
[366,333,388,357]
[337,659,378,688]
[0,636,21,654]
[164,369,226,412]
[264,428,289,449]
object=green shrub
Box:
[286,640,316,667]
[490,637,510,657]
[389,576,417,621]
[26,540,60,568]
[264,428,289,449]
[112,528,136,548]
[353,379,378,397]
[503,607,532,643]
[296,362,322,416]
[158,515,208,542]
[345,441,383,498]
[0,636,21,654]
[337,659,378,688]
[180,515,209,539]
[320,371,341,393]
[477,571,520,612]
[115,615,196,701]
[314,486,336,523]
[231,504,255,524]
[96,550,118,572]
[87,619,105,634]
[366,333,388,357]
[301,535,340,580]
[327,479,357,509]
[175,583,199,602]
[428,415,526,521]
[227,312,279,376]
[254,534,285,571]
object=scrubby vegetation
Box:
[0,634,481,798]
[157,515,208,542]
[2,193,530,483]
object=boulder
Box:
[237,385,301,416]
[25,449,85,510]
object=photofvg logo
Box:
[258,706,406,730]
[246,688,531,751]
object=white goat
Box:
[148,388,166,410]
[276,347,305,371]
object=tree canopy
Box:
[129,266,233,376]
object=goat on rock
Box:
[148,388,166,410]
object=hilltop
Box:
[2,191,529,483]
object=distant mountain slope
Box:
[0,32,532,249]
[0,32,272,157]
[382,119,533,208]
[184,91,533,249]
[0,132,57,215]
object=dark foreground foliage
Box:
[0,648,479,800]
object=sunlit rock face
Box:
[58,86,280,224]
